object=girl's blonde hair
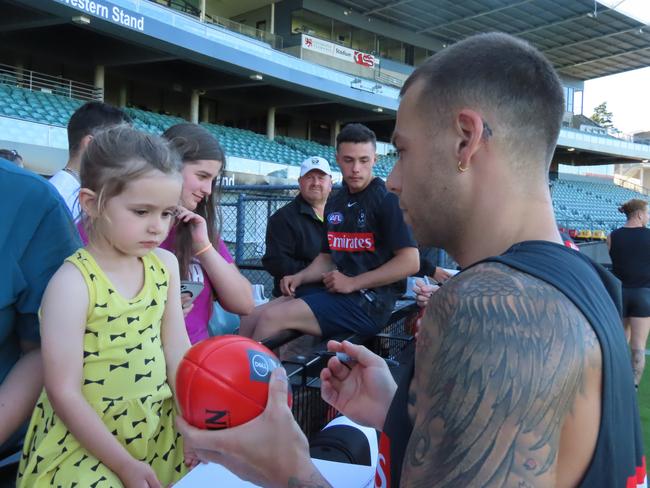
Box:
[618,199,648,219]
[81,126,181,236]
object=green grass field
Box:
[640,366,650,452]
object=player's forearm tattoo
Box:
[402,263,600,487]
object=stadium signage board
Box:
[57,0,145,32]
[302,34,379,68]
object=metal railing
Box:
[221,187,299,259]
[148,0,283,49]
[205,15,283,50]
[0,63,102,101]
[220,186,299,297]
[613,175,650,196]
[150,0,199,16]
[373,70,405,88]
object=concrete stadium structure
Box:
[0,0,648,184]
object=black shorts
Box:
[300,290,393,338]
[622,287,650,318]
[294,284,325,298]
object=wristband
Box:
[194,243,212,257]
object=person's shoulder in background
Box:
[0,159,68,212]
[0,159,79,250]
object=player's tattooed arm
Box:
[401,262,599,487]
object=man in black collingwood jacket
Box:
[262,156,333,297]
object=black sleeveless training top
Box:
[609,226,650,288]
[376,241,645,488]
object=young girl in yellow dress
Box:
[18,127,193,487]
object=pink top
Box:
[77,222,234,344]
[160,227,234,344]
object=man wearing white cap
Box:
[262,156,333,298]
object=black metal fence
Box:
[220,186,299,298]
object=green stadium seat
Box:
[551,178,646,236]
[0,82,396,176]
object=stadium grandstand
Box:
[2,0,650,483]
[0,0,649,237]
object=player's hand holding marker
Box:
[413,276,440,309]
[320,340,397,431]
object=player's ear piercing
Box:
[457,160,469,173]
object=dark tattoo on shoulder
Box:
[403,262,600,487]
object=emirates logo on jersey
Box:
[327,232,375,252]
[375,433,391,488]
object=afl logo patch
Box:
[328,212,344,225]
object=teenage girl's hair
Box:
[162,123,226,279]
[618,199,648,219]
[80,126,181,237]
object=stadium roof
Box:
[320,0,650,80]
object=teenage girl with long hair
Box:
[162,123,253,344]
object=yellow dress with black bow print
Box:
[18,248,187,487]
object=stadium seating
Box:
[0,81,394,170]
[274,134,397,176]
[124,107,185,135]
[376,154,397,178]
[0,82,306,165]
[201,124,305,166]
[275,135,335,163]
[0,80,645,239]
[552,178,647,236]
[0,83,82,126]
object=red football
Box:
[176,335,291,429]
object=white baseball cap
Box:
[300,156,332,177]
